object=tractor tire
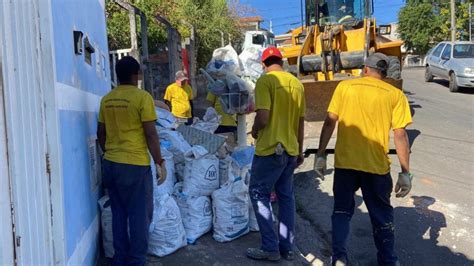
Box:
[387,56,401,79]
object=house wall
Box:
[50,0,110,264]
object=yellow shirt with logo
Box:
[328,76,412,175]
[206,92,237,127]
[164,83,193,118]
[254,71,305,156]
[98,85,157,166]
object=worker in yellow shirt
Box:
[164,70,194,125]
[97,56,166,265]
[247,47,305,262]
[315,53,413,266]
[206,92,237,134]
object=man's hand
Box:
[296,154,304,167]
[314,156,327,180]
[156,161,167,186]
[251,128,258,139]
[395,172,413,198]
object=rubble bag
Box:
[148,194,187,257]
[151,149,176,198]
[173,183,213,244]
[212,177,250,242]
[98,195,114,258]
[159,130,192,164]
[239,46,264,79]
[183,146,219,196]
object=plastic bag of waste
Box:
[206,45,243,79]
[173,183,213,244]
[239,46,264,79]
[148,194,187,257]
[192,107,221,133]
[159,130,192,164]
[155,107,176,130]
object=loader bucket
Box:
[302,80,340,122]
[302,78,403,122]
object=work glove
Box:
[395,172,413,198]
[155,160,167,186]
[314,156,327,180]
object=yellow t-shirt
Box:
[164,83,193,118]
[254,71,306,156]
[328,76,412,175]
[98,85,157,166]
[206,92,237,127]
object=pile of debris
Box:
[98,106,259,258]
[201,45,264,116]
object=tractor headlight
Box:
[465,67,474,74]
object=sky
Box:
[239,0,406,35]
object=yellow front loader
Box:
[280,0,404,121]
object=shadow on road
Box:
[395,196,474,265]
[406,129,421,150]
[294,170,474,265]
[432,79,474,95]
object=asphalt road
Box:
[294,68,474,265]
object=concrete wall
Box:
[50,0,110,264]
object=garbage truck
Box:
[280,0,404,121]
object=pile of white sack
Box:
[98,106,258,258]
[201,45,266,115]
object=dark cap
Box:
[364,53,389,72]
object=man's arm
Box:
[393,128,410,173]
[97,122,106,153]
[143,121,163,164]
[251,109,270,138]
[316,112,338,157]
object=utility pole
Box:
[270,20,273,33]
[450,0,456,42]
[469,3,472,42]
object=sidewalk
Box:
[100,230,311,266]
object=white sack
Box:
[151,150,176,197]
[173,183,213,244]
[155,107,177,130]
[98,196,114,258]
[239,46,264,79]
[205,45,242,79]
[148,194,187,257]
[159,130,191,163]
[183,146,219,196]
[212,178,250,242]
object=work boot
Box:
[246,248,281,261]
[280,250,295,261]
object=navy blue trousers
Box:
[103,160,153,266]
[249,152,297,253]
[332,168,398,266]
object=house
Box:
[0,0,109,264]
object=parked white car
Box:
[425,41,474,92]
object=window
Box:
[252,34,265,45]
[432,43,446,57]
[441,44,451,59]
[453,44,474,58]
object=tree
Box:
[106,0,247,68]
[398,0,472,54]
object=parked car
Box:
[425,41,474,92]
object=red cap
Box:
[261,46,283,62]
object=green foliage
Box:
[106,0,245,68]
[398,0,472,54]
